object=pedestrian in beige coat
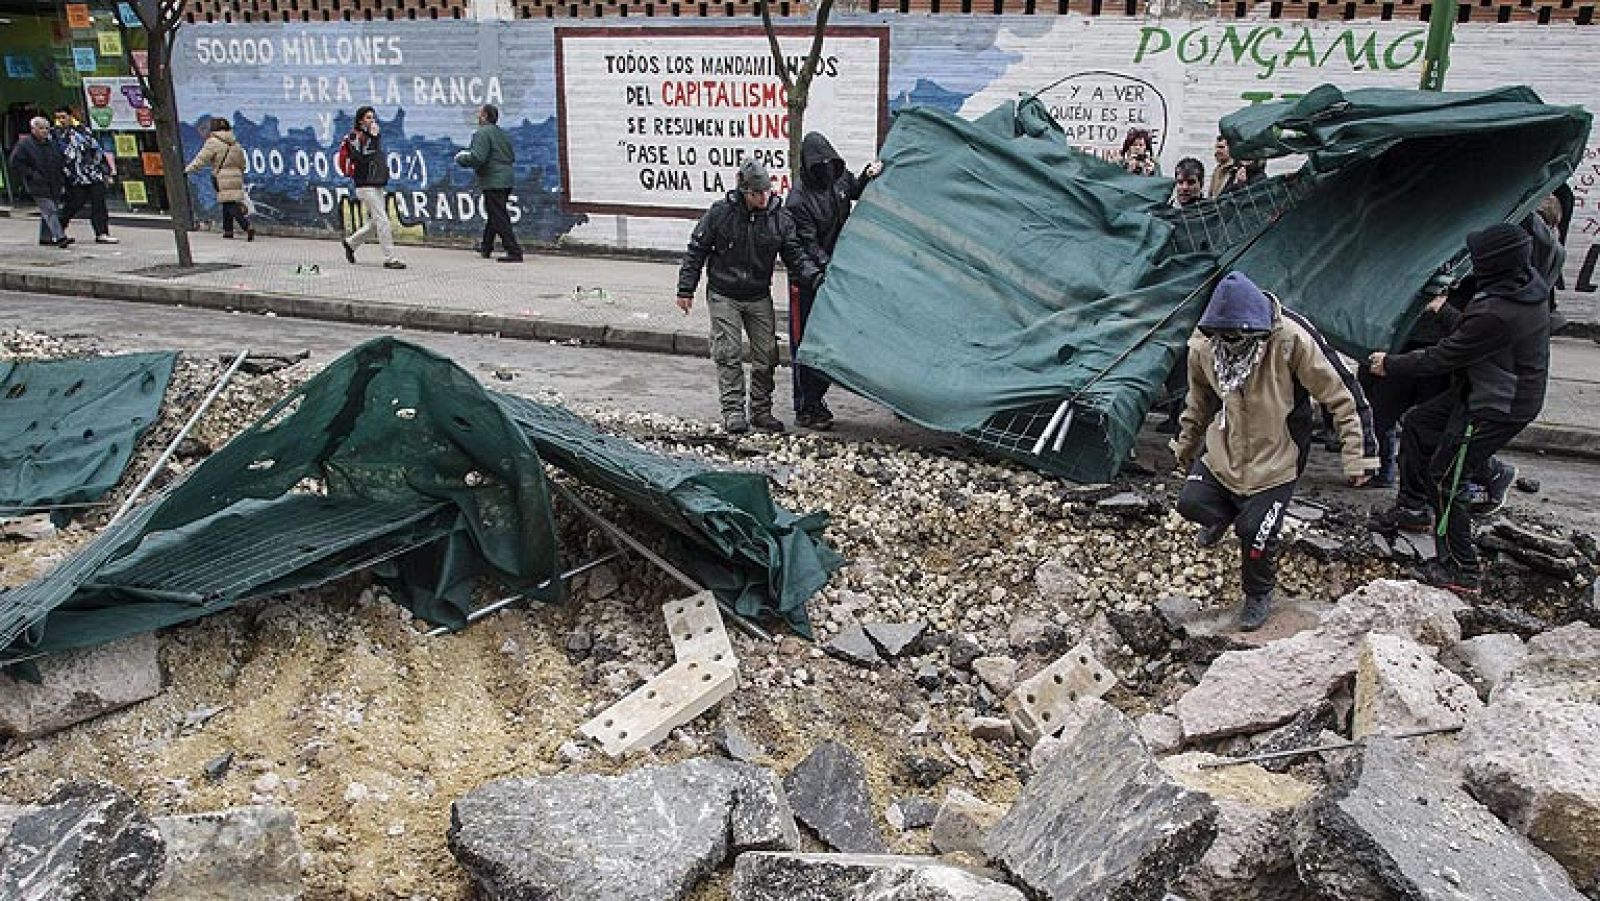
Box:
[185,117,254,240]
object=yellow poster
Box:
[114,134,138,157]
[123,180,147,205]
[97,31,122,56]
[59,67,82,88]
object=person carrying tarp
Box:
[785,132,883,431]
[1368,223,1552,595]
[677,159,820,435]
[1173,272,1379,631]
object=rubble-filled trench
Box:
[3,329,1597,900]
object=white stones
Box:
[971,656,1019,696]
[1003,643,1115,746]
[1137,713,1184,755]
[0,633,162,739]
[1454,633,1529,692]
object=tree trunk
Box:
[788,87,807,184]
[146,25,194,267]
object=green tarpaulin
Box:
[798,85,1590,482]
[1,352,176,511]
[1,338,837,663]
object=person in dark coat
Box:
[10,116,71,247]
[454,104,520,263]
[677,159,821,435]
[1369,223,1553,594]
[784,132,883,430]
[52,106,117,243]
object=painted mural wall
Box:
[170,16,1598,306]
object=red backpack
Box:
[335,134,357,179]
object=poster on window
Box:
[83,76,154,130]
[555,26,889,217]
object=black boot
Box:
[1238,591,1273,632]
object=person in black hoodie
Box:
[1368,223,1552,594]
[339,106,406,269]
[677,159,821,434]
[784,132,883,430]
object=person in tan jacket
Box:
[1172,271,1378,630]
[185,117,253,240]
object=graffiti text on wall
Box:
[1132,25,1426,81]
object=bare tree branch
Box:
[757,0,793,91]
[795,0,835,95]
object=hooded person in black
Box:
[1369,223,1552,594]
[784,132,883,430]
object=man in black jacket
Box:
[1369,223,1552,594]
[785,132,882,430]
[9,116,71,248]
[339,106,406,269]
[677,159,820,434]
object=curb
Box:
[0,265,713,360]
[5,265,1596,462]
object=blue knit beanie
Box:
[1199,271,1274,332]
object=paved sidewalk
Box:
[1,214,1595,458]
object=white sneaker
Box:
[95,235,120,244]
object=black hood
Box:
[800,132,844,189]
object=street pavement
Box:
[0,214,1594,458]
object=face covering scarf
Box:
[1209,332,1266,432]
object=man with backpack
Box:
[338,106,406,270]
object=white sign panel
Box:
[82,76,155,131]
[556,26,889,216]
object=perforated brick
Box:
[663,592,737,669]
[579,658,737,757]
[1003,643,1115,746]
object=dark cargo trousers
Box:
[708,290,778,419]
[1176,462,1298,597]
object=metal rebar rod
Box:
[111,348,250,524]
[1196,725,1465,769]
[425,550,625,637]
[0,501,117,515]
[551,479,773,643]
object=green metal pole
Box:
[1420,0,1460,90]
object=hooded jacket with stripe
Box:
[1384,265,1550,423]
[1173,296,1379,496]
[677,191,819,301]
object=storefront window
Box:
[1,1,158,213]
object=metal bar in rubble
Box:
[111,348,250,524]
[1196,725,1465,769]
[550,478,773,643]
[425,550,625,637]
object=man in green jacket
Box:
[454,104,521,263]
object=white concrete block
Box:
[662,591,736,669]
[1003,643,1115,746]
[0,633,162,739]
[580,658,737,757]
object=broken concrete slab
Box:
[0,513,57,541]
[1160,754,1316,901]
[863,621,927,658]
[1461,624,1600,892]
[579,658,736,757]
[730,853,1022,901]
[985,702,1217,901]
[0,781,166,901]
[663,592,736,668]
[930,788,1007,858]
[448,758,783,901]
[730,767,803,854]
[1177,581,1464,742]
[1457,603,1552,640]
[1293,738,1583,901]
[1454,633,1529,692]
[784,741,888,854]
[148,806,303,901]
[0,633,161,739]
[1353,633,1480,771]
[714,715,764,764]
[1003,643,1115,746]
[826,625,885,668]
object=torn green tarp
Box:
[1,339,838,661]
[1222,85,1591,357]
[0,352,176,511]
[0,338,561,660]
[797,98,1219,483]
[798,86,1590,481]
[495,394,840,638]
